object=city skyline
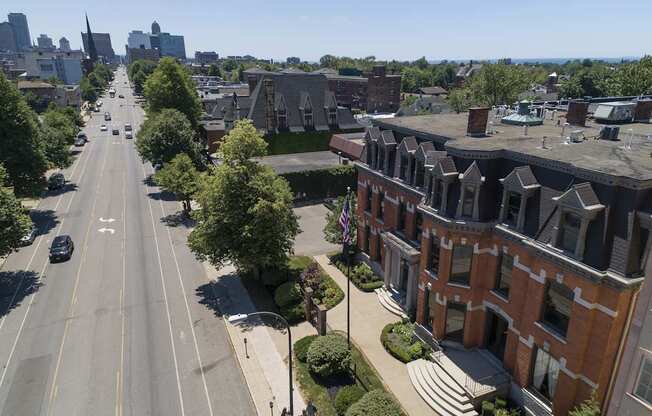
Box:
[2,0,652,62]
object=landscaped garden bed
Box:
[329,253,384,292]
[294,332,404,416]
[265,256,344,324]
[380,320,432,363]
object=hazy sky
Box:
[2,0,651,62]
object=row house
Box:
[355,103,652,415]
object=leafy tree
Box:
[468,63,531,106]
[569,392,600,416]
[324,194,357,246]
[46,76,63,85]
[188,120,299,277]
[154,153,200,213]
[135,108,204,167]
[613,56,652,96]
[0,164,32,257]
[80,77,98,102]
[128,59,157,95]
[346,390,402,416]
[0,73,47,195]
[40,108,77,168]
[207,64,221,77]
[306,334,351,377]
[222,59,237,72]
[144,57,202,126]
[23,91,50,113]
[448,88,472,113]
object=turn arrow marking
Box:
[98,228,116,234]
[99,217,115,223]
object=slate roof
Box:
[436,157,458,175]
[424,151,448,167]
[555,183,603,209]
[211,94,252,121]
[379,130,397,146]
[401,136,418,152]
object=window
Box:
[450,245,473,285]
[399,156,408,180]
[378,192,385,221]
[415,162,424,187]
[378,147,385,172]
[277,109,287,130]
[415,213,423,244]
[40,63,54,71]
[445,302,466,342]
[558,211,581,253]
[462,185,475,217]
[363,225,370,254]
[365,189,372,213]
[397,202,406,233]
[433,179,443,209]
[541,281,573,338]
[429,236,440,274]
[531,348,560,403]
[505,191,522,226]
[328,108,337,126]
[494,254,513,297]
[635,357,652,405]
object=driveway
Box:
[293,203,340,256]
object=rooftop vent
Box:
[501,100,543,126]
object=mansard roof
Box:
[553,182,604,212]
[459,161,484,183]
[500,165,540,191]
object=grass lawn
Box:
[294,331,394,416]
[265,131,333,155]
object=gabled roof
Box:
[324,91,337,109]
[415,142,435,161]
[365,126,382,142]
[299,92,312,110]
[433,156,458,177]
[379,130,396,146]
[553,183,604,211]
[459,161,484,183]
[397,136,418,153]
[500,165,540,190]
[424,150,447,167]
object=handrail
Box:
[463,370,511,397]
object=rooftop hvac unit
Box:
[599,126,620,141]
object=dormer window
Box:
[394,136,418,183]
[433,179,444,209]
[499,166,540,232]
[415,161,425,188]
[277,108,287,130]
[430,157,457,213]
[328,108,337,126]
[462,185,475,217]
[505,191,522,226]
[559,211,581,253]
[304,107,313,128]
[399,156,408,180]
[456,161,484,221]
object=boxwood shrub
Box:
[274,281,302,307]
[294,335,318,363]
[307,334,352,377]
[334,385,365,415]
[345,390,402,416]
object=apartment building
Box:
[354,100,652,415]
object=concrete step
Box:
[408,360,478,416]
[375,287,408,318]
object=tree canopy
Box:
[154,153,200,213]
[467,63,531,106]
[143,57,202,126]
[128,59,158,95]
[40,107,78,169]
[0,164,32,257]
[0,73,47,195]
[188,120,299,275]
[135,108,204,167]
[324,194,357,246]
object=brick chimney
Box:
[372,65,386,78]
[263,78,276,134]
[566,100,589,126]
[634,98,652,122]
[467,107,490,137]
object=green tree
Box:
[154,153,200,213]
[447,88,472,113]
[80,77,98,102]
[222,59,237,72]
[40,107,77,168]
[468,63,531,106]
[324,194,357,246]
[144,57,202,127]
[188,120,299,277]
[0,73,47,195]
[23,91,50,113]
[207,64,221,77]
[135,108,204,166]
[0,164,32,257]
[128,59,157,95]
[613,56,652,96]
[569,392,600,416]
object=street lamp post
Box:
[228,312,294,416]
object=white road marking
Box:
[116,170,126,416]
[98,228,116,234]
[99,217,116,223]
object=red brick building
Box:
[324,65,401,113]
[355,104,652,415]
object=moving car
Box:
[104,112,111,121]
[47,173,65,190]
[125,131,133,139]
[49,235,74,262]
[124,123,132,132]
[112,128,120,135]
[20,226,37,246]
[118,94,124,98]
[93,107,100,113]
[100,124,107,131]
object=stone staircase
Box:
[407,359,478,416]
[374,286,408,318]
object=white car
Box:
[100,124,107,131]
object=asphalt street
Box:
[0,68,255,416]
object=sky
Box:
[2,0,652,62]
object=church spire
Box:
[85,13,98,62]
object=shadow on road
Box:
[0,271,42,318]
[47,182,78,197]
[160,211,195,228]
[142,175,156,187]
[146,190,177,202]
[30,209,59,236]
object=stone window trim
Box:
[499,168,540,232]
[631,352,652,408]
[428,167,457,213]
[455,162,485,221]
[550,184,605,261]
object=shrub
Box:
[380,322,431,363]
[294,335,318,363]
[262,266,290,287]
[345,390,402,416]
[307,334,351,377]
[360,281,384,291]
[281,164,357,201]
[274,281,302,307]
[334,385,365,415]
[280,302,305,324]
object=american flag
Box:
[339,194,351,245]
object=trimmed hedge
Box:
[334,385,365,415]
[345,390,402,416]
[281,165,356,201]
[381,322,431,363]
[274,281,302,307]
[307,334,352,378]
[265,130,333,155]
[330,255,383,292]
[295,335,318,363]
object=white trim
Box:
[406,202,415,213]
[519,334,534,348]
[441,237,453,250]
[357,181,367,188]
[435,292,447,305]
[483,300,515,329]
[474,243,499,256]
[385,195,399,205]
[534,321,568,345]
[468,301,484,312]
[557,356,599,389]
[513,255,546,284]
[447,282,471,290]
[573,287,618,317]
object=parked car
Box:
[77,132,88,143]
[74,137,85,147]
[112,128,120,135]
[20,226,37,246]
[47,173,65,190]
[125,131,133,139]
[104,112,111,121]
[100,124,107,131]
[49,235,74,262]
[93,107,100,113]
[124,123,132,132]
[118,94,124,98]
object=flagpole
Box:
[344,187,351,349]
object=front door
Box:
[400,259,409,292]
[486,311,508,362]
[445,302,466,343]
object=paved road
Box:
[0,68,255,416]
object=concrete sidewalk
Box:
[204,262,308,415]
[313,255,435,416]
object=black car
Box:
[112,128,120,135]
[118,94,124,98]
[49,235,74,262]
[47,173,65,190]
